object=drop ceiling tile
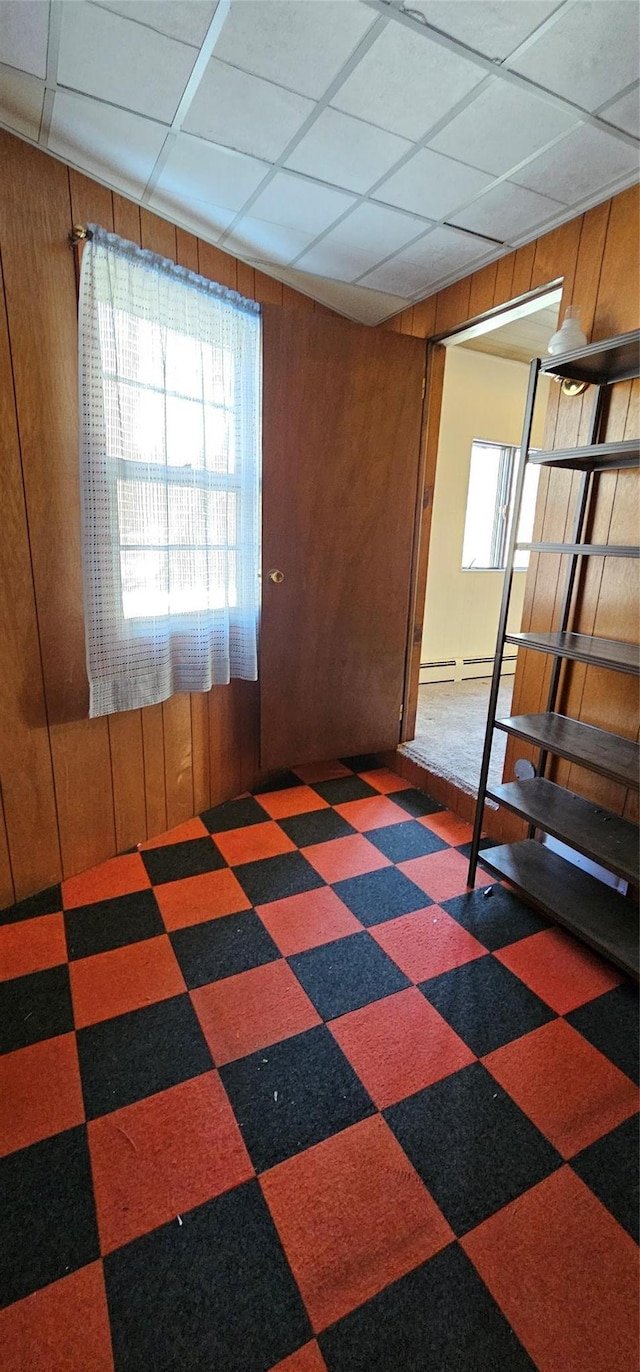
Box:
[295,240,385,284]
[277,265,412,325]
[0,63,44,139]
[374,146,492,220]
[361,225,496,295]
[58,1,196,123]
[296,203,429,282]
[224,216,314,266]
[94,1,217,47]
[213,0,376,99]
[285,107,412,195]
[157,134,270,210]
[332,21,485,140]
[0,0,48,78]
[600,87,640,140]
[429,80,579,176]
[148,188,236,241]
[405,1,562,61]
[49,90,167,198]
[510,123,640,205]
[248,171,356,234]
[183,58,314,163]
[508,1,640,113]
[449,179,561,241]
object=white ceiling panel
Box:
[148,187,236,240]
[58,2,197,124]
[0,63,44,139]
[183,58,314,163]
[49,90,167,197]
[0,0,636,326]
[406,1,563,61]
[248,171,356,234]
[510,123,640,204]
[285,107,412,195]
[601,87,640,140]
[157,134,270,210]
[374,146,492,220]
[429,80,579,176]
[361,224,492,295]
[276,264,412,325]
[224,216,314,266]
[93,1,218,47]
[296,201,431,281]
[508,2,640,113]
[450,179,562,241]
[359,255,433,297]
[0,0,48,79]
[332,20,485,141]
[295,239,388,284]
[213,0,376,100]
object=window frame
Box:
[461,438,539,573]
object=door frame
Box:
[400,278,565,745]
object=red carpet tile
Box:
[494,925,624,1013]
[328,987,474,1108]
[89,1071,253,1254]
[261,1114,453,1331]
[370,904,487,981]
[462,1166,639,1372]
[0,1263,114,1372]
[0,911,67,980]
[0,755,637,1371]
[484,1017,638,1157]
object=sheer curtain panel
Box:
[78,224,261,718]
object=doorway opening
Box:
[402,286,562,798]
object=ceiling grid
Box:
[0,0,637,322]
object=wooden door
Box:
[261,306,426,769]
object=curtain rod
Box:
[69,225,93,248]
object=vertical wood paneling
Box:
[0,133,116,879]
[0,118,636,898]
[510,243,536,298]
[0,792,14,909]
[0,245,61,897]
[434,277,471,334]
[468,261,497,319]
[493,252,516,303]
[386,187,638,837]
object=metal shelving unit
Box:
[468,329,640,980]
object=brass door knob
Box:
[268,569,285,584]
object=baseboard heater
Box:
[419,654,517,685]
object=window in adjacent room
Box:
[78,225,261,719]
[461,439,540,571]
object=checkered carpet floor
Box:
[1,758,638,1371]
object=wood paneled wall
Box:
[385,185,640,840]
[0,130,334,906]
[0,120,636,904]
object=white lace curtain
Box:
[78,224,261,718]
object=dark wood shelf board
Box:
[517,542,639,557]
[495,713,639,790]
[479,840,638,979]
[527,439,639,471]
[540,330,640,384]
[487,778,639,886]
[505,630,640,675]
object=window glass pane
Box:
[514,462,541,568]
[461,442,505,569]
[104,379,165,465]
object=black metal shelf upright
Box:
[467,328,640,980]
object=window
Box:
[79,225,261,719]
[461,439,540,571]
